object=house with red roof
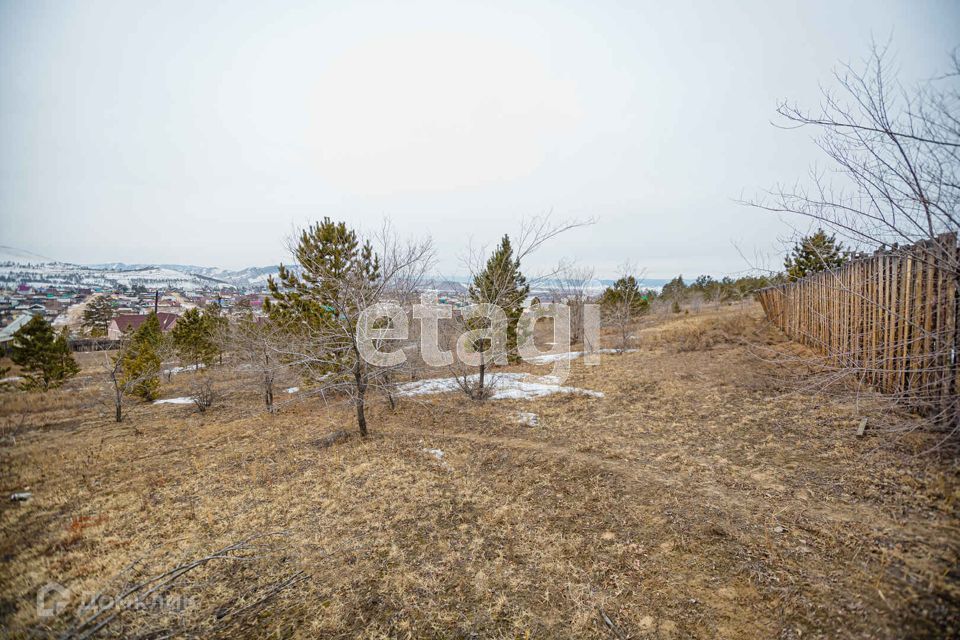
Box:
[107,312,178,340]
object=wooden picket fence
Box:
[756,233,959,427]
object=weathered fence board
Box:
[756,233,959,427]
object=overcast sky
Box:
[1,0,957,278]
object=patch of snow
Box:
[397,372,604,400]
[422,448,444,460]
[285,386,299,394]
[516,412,539,426]
[163,363,205,376]
[0,376,23,384]
[154,396,194,405]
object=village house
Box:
[0,312,41,355]
[107,312,179,340]
[156,297,182,315]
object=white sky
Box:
[1,0,957,278]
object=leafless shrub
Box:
[451,363,498,401]
[748,42,958,253]
[550,259,596,347]
[191,379,215,413]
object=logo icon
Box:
[37,582,70,618]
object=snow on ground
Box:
[397,372,604,400]
[515,412,539,426]
[285,387,299,394]
[0,376,22,384]
[163,364,205,376]
[422,448,445,460]
[154,397,194,405]
[52,299,89,329]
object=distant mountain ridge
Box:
[86,262,283,288]
[0,246,258,291]
[1,246,670,292]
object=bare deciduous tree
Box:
[748,41,958,271]
[552,259,596,348]
[231,313,285,413]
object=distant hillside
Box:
[86,261,284,289]
[2,246,672,293]
[0,246,237,291]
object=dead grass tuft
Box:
[637,305,773,352]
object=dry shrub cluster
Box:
[190,379,216,413]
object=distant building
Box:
[107,312,178,340]
[0,313,40,354]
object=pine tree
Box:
[600,276,648,314]
[54,327,80,381]
[119,312,164,401]
[11,315,80,390]
[81,296,114,337]
[171,307,217,369]
[469,235,530,364]
[784,229,848,281]
[203,302,228,365]
[267,218,380,336]
[267,218,382,436]
[662,275,687,313]
[600,274,648,352]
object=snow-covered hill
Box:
[0,246,244,291]
[85,261,285,288]
[0,246,668,293]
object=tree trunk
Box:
[354,362,368,437]
[477,357,485,401]
[383,371,396,410]
[264,353,273,412]
[115,389,123,422]
[355,388,367,437]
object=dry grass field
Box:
[1,304,958,638]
